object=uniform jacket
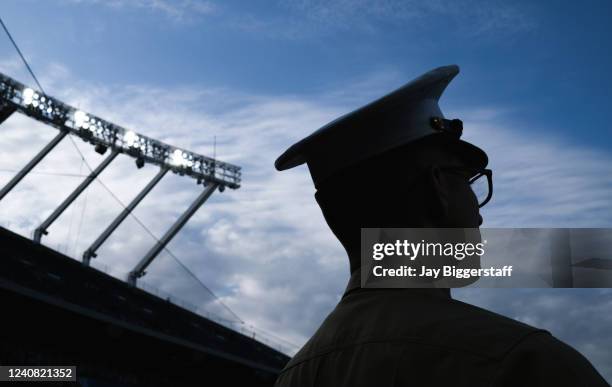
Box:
[275,272,609,387]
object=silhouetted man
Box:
[273,66,609,386]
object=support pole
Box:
[33,149,119,243]
[0,130,67,202]
[128,182,218,286]
[83,167,169,266]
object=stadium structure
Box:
[0,73,290,386]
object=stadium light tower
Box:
[0,72,242,286]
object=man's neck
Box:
[342,268,452,300]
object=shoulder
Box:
[492,332,609,386]
[283,292,545,370]
[423,297,548,358]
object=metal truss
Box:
[0,72,242,285]
[0,72,241,189]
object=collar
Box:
[343,269,363,296]
[342,270,452,300]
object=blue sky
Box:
[3,0,611,150]
[1,0,611,381]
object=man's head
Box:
[274,65,491,274]
[313,136,486,273]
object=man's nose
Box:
[478,214,483,226]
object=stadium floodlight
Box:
[0,72,241,189]
[123,130,139,147]
[22,88,34,105]
[74,110,88,128]
[170,149,182,165]
[170,149,193,168]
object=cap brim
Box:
[275,140,307,171]
[275,133,488,174]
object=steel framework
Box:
[0,73,241,188]
[0,72,242,286]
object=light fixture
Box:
[22,88,34,105]
[123,131,139,147]
[74,110,88,128]
[170,149,186,166]
[94,144,108,155]
[135,157,145,169]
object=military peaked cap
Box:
[275,65,487,186]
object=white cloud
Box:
[62,0,216,21]
[231,0,536,39]
[0,60,611,381]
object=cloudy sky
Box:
[0,0,611,381]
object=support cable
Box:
[0,17,45,94]
[0,168,91,178]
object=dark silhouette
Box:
[274,66,609,386]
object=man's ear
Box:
[426,165,449,221]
